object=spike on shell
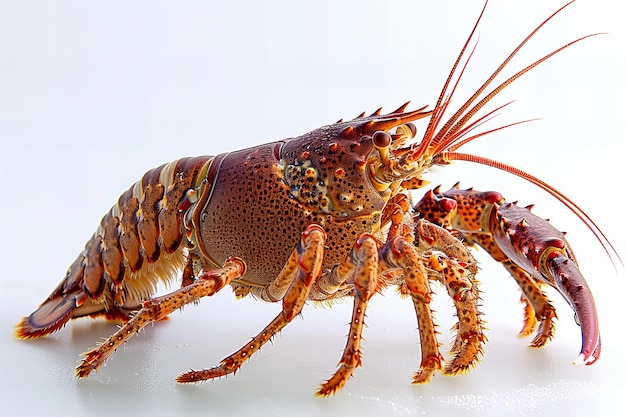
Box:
[342,126,354,136]
[392,101,411,114]
[370,107,383,117]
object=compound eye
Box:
[405,123,417,139]
[372,131,391,148]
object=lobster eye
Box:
[405,123,417,139]
[372,131,391,148]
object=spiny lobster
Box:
[15,1,619,396]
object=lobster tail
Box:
[14,251,145,339]
[15,156,212,339]
[15,290,87,340]
[14,290,140,340]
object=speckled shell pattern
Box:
[195,122,391,287]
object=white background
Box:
[1,1,624,416]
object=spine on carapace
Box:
[15,156,213,339]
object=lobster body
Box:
[193,129,385,291]
[14,1,614,396]
[17,116,415,338]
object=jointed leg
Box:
[316,234,380,396]
[316,223,475,393]
[382,236,443,384]
[502,261,557,347]
[437,256,484,375]
[177,224,326,382]
[75,257,246,378]
[383,199,485,382]
[409,292,442,383]
[413,186,557,349]
[414,219,484,375]
[468,233,557,347]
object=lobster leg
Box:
[380,195,484,381]
[413,219,484,376]
[381,235,443,384]
[432,185,601,365]
[176,224,326,382]
[317,234,380,396]
[439,255,484,375]
[318,228,452,391]
[408,292,442,383]
[414,187,557,347]
[75,257,246,378]
[477,236,557,347]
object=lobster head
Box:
[278,104,433,219]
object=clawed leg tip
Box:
[176,378,199,384]
[315,385,339,397]
[74,365,94,379]
[176,370,207,383]
[412,370,436,384]
[573,353,597,366]
[574,336,601,366]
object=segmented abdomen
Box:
[90,156,213,296]
[16,156,212,338]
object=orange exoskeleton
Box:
[15,1,619,396]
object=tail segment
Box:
[15,156,212,339]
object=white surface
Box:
[1,1,625,416]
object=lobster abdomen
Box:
[15,156,212,339]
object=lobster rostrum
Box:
[15,1,619,396]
